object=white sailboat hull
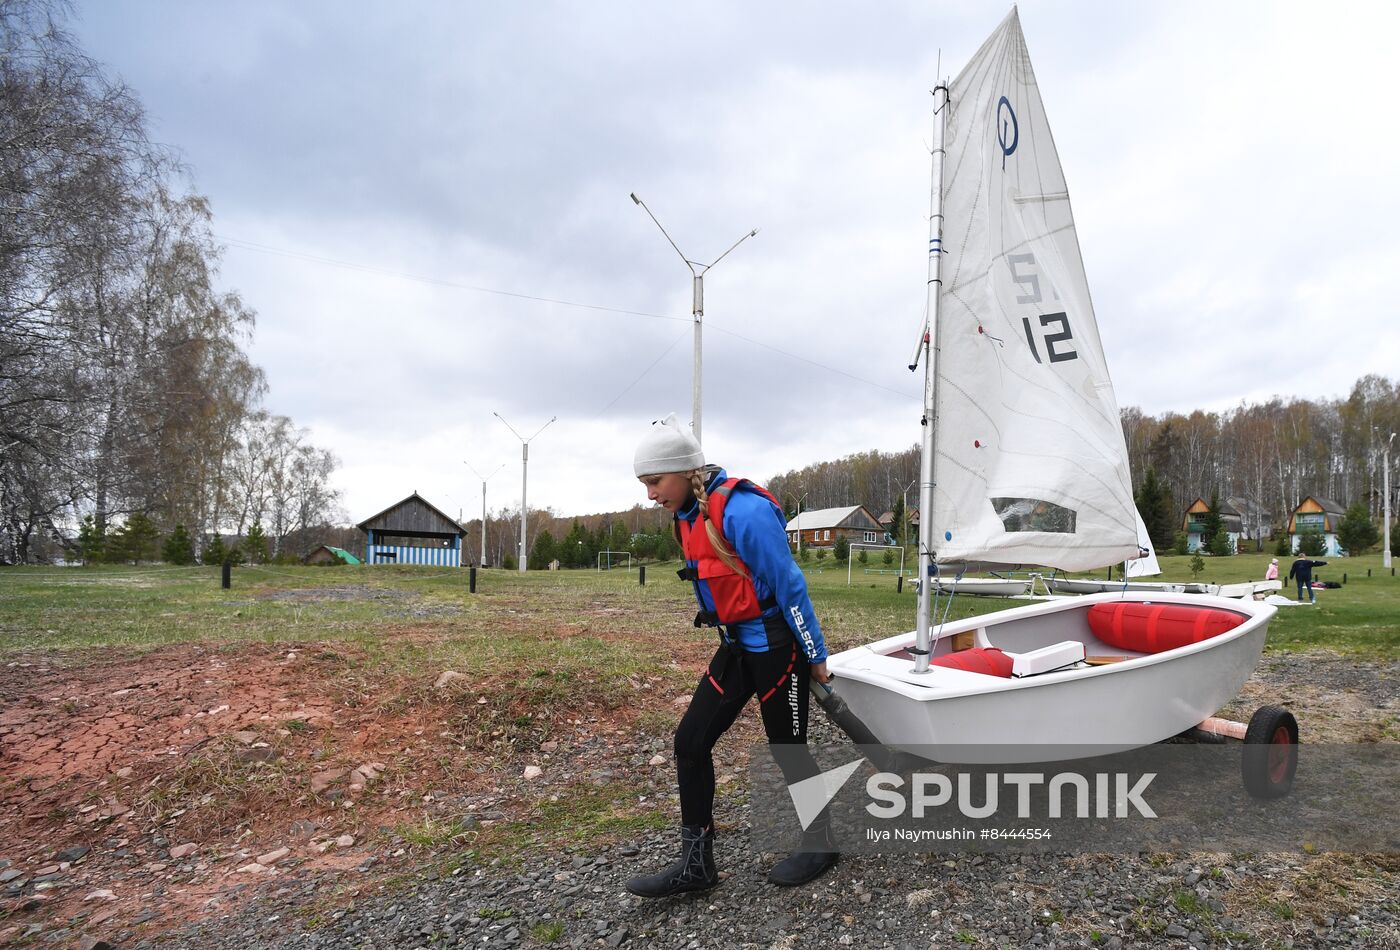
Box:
[1050,577,1203,595]
[930,577,1033,597]
[826,592,1274,763]
[1050,578,1283,599]
[1215,579,1283,599]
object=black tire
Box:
[1241,705,1298,799]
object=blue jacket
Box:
[677,468,827,663]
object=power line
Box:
[216,234,688,324]
[592,329,690,418]
[707,324,919,401]
[215,233,919,403]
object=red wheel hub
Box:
[1267,726,1294,783]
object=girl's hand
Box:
[811,661,831,684]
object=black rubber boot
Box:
[768,815,839,887]
[625,824,718,898]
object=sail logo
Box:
[997,96,1018,169]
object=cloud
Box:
[71,0,1400,520]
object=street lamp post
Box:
[493,413,557,573]
[786,490,809,554]
[1386,432,1396,570]
[464,460,505,568]
[630,192,757,445]
[901,477,918,554]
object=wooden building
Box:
[1287,496,1345,556]
[1182,498,1243,553]
[306,545,360,566]
[876,508,919,545]
[357,492,465,567]
[785,506,884,548]
[1227,495,1273,549]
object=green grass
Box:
[2,550,1396,664]
[0,563,707,693]
[394,816,478,850]
[529,921,565,943]
[1173,888,1211,917]
[806,550,1400,657]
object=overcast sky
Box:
[71,1,1400,523]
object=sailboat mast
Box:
[913,82,949,675]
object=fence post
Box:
[639,565,646,586]
[221,561,231,590]
[469,566,477,594]
[897,576,904,594]
[1342,573,1347,585]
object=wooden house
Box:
[785,506,884,548]
[357,492,465,567]
[876,508,919,545]
[1226,495,1273,549]
[1181,498,1243,553]
[1287,496,1346,556]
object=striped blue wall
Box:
[368,544,460,567]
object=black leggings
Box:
[674,639,820,828]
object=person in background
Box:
[1265,558,1279,581]
[625,413,839,898]
[1286,555,1327,603]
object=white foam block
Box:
[1010,640,1087,677]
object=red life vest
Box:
[678,477,782,625]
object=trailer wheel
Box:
[1241,705,1297,799]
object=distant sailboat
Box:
[1050,511,1283,599]
[1049,508,1198,594]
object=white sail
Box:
[1124,507,1162,578]
[826,10,1280,776]
[929,8,1137,572]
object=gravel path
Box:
[112,653,1400,948]
[148,842,1397,949]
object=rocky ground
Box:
[0,648,1394,949]
[153,844,1400,950]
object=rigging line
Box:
[592,329,690,419]
[214,235,690,324]
[705,323,921,402]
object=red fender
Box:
[1087,602,1244,654]
[931,646,1014,677]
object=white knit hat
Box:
[634,413,704,477]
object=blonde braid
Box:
[690,470,749,579]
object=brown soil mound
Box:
[0,637,652,945]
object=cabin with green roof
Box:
[306,544,361,566]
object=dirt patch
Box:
[1,646,338,791]
[254,585,396,603]
[0,636,668,946]
[0,641,1390,946]
[1220,650,1400,743]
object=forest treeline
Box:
[0,1,340,563]
[775,375,1400,539]
[503,374,1400,562]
